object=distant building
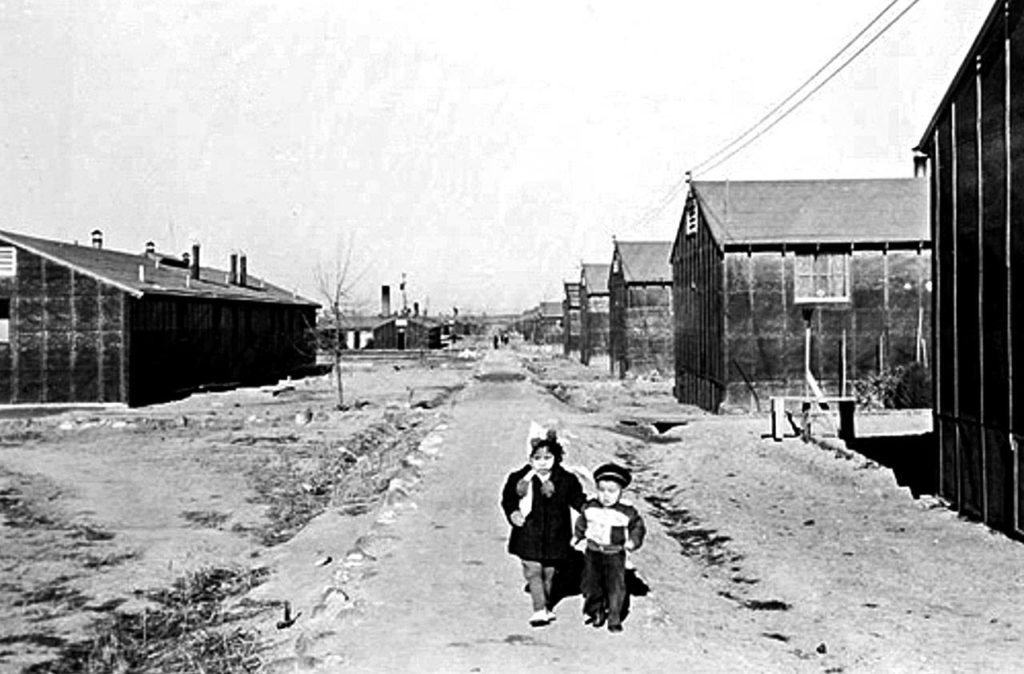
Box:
[536,301,564,345]
[0,229,318,406]
[579,263,610,366]
[671,179,931,412]
[608,241,674,378]
[319,315,380,350]
[914,0,1024,534]
[372,316,442,350]
[563,282,581,357]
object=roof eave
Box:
[0,232,144,299]
[915,0,1004,152]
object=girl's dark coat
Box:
[501,464,585,562]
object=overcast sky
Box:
[0,0,994,314]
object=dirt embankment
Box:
[0,355,476,672]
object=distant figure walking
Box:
[573,463,646,632]
[501,427,585,627]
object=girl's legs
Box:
[541,564,556,610]
[521,560,547,612]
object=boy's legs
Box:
[604,552,627,629]
[581,550,607,622]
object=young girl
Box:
[501,428,585,626]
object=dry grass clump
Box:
[26,566,272,674]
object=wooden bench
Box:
[769,396,856,442]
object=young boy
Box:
[572,462,646,632]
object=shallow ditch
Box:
[475,372,526,383]
[614,442,793,614]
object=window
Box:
[0,247,15,277]
[794,254,849,304]
[0,299,9,342]
[685,201,699,236]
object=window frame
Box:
[792,252,851,305]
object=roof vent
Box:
[145,241,156,255]
[91,229,103,249]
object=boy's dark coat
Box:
[501,464,585,561]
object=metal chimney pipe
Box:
[239,254,247,287]
[381,285,391,316]
[190,243,200,280]
[229,253,238,285]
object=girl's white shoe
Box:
[529,610,552,627]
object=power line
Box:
[618,0,909,231]
[691,0,903,174]
[697,0,922,176]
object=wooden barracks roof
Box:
[0,229,318,307]
[539,301,563,318]
[690,178,929,248]
[581,263,610,295]
[614,241,673,284]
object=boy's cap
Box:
[593,463,631,488]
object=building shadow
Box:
[845,432,937,498]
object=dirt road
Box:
[6,347,1024,672]
[266,351,788,673]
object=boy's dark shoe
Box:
[592,610,607,628]
[583,613,596,625]
[608,622,623,633]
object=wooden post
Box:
[976,53,988,523]
[1005,0,1019,534]
[841,327,848,397]
[933,125,944,503]
[771,396,786,441]
[838,398,856,442]
[921,305,929,364]
[803,307,813,398]
[952,101,961,511]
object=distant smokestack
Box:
[413,301,419,317]
[145,241,155,255]
[239,254,247,286]
[91,229,103,249]
[229,253,238,285]
[190,243,200,280]
[381,285,391,316]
